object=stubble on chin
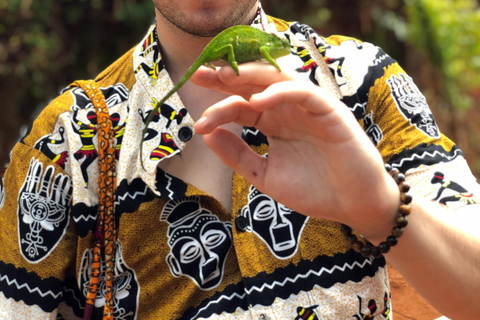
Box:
[154,0,258,37]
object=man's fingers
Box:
[191,63,294,99]
[250,80,339,115]
[216,62,293,86]
[191,66,263,98]
[190,66,227,91]
[202,127,266,189]
[194,95,261,134]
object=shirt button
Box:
[235,215,249,232]
[178,126,193,142]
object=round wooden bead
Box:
[393,173,405,184]
[399,182,411,193]
[371,246,383,259]
[386,235,398,247]
[401,193,413,204]
[378,241,390,254]
[399,204,412,215]
[340,224,352,235]
[389,168,400,176]
[392,226,404,238]
[347,234,357,245]
[353,241,364,253]
[361,243,373,258]
[396,215,408,228]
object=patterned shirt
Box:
[0,3,479,320]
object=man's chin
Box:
[175,18,240,37]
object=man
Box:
[0,0,479,319]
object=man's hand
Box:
[192,63,399,240]
[192,62,480,320]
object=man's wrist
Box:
[342,165,412,258]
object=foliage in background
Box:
[403,0,480,175]
[405,0,480,110]
[1,0,480,175]
[0,0,154,164]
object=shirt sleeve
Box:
[364,47,480,210]
[319,35,480,211]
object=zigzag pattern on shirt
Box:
[114,178,156,217]
[392,149,463,169]
[245,257,373,295]
[72,212,97,222]
[372,54,389,66]
[190,292,247,320]
[71,203,98,237]
[341,95,367,121]
[388,143,463,173]
[242,128,260,136]
[181,251,383,320]
[190,258,374,319]
[115,184,150,207]
[242,126,268,147]
[349,102,367,115]
[114,173,188,218]
[155,169,188,200]
[165,173,175,199]
[0,274,63,299]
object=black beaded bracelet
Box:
[340,164,412,258]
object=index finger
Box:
[191,62,295,100]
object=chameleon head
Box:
[269,36,291,59]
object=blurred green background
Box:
[1,0,480,178]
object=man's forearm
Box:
[383,200,480,319]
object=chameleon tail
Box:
[140,58,205,169]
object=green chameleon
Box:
[140,25,291,168]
